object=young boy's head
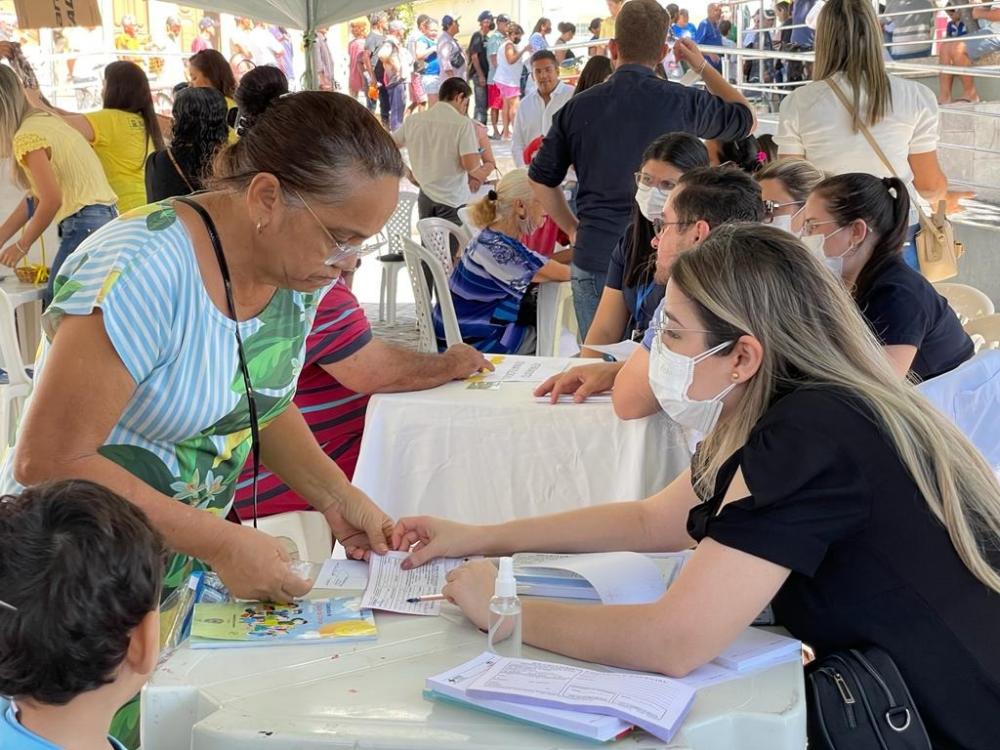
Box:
[0,481,164,710]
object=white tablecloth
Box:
[142,601,806,750]
[352,356,690,524]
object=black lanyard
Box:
[175,197,261,528]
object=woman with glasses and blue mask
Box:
[391,224,1000,750]
[0,92,403,743]
[754,158,824,234]
[579,133,709,356]
[797,172,974,380]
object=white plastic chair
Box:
[378,191,418,324]
[417,217,472,274]
[0,290,32,455]
[934,282,995,325]
[401,237,462,352]
[965,314,1000,352]
[918,350,1000,477]
[456,205,479,240]
[243,510,333,562]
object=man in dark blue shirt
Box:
[528,0,754,338]
[791,0,818,48]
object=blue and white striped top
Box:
[0,202,325,594]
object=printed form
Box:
[360,551,473,616]
[465,657,696,742]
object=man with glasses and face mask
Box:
[537,167,763,407]
[511,51,574,168]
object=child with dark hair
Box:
[0,480,164,749]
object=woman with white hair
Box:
[435,168,569,353]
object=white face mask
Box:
[769,213,793,234]
[800,227,851,277]
[648,335,737,441]
[635,183,670,224]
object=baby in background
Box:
[0,480,164,749]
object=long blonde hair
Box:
[468,168,533,229]
[755,159,825,203]
[814,0,892,130]
[0,65,41,188]
[673,224,1000,593]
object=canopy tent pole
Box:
[303,0,316,89]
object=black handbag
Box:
[450,49,466,71]
[807,646,932,750]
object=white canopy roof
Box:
[177,0,388,30]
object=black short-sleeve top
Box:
[856,257,974,381]
[687,386,1000,750]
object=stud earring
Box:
[732,372,740,381]
[256,221,264,234]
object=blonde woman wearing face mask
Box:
[798,172,974,380]
[436,168,570,354]
[394,224,1000,750]
[579,133,709,358]
[754,158,824,234]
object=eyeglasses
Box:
[293,190,377,266]
[653,218,691,235]
[798,218,841,237]
[763,199,804,218]
[634,172,677,193]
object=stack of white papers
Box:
[463,654,696,743]
[712,628,802,672]
[425,652,634,742]
[512,551,693,604]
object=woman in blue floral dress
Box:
[0,92,405,745]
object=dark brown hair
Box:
[812,172,910,299]
[102,60,165,155]
[0,481,164,704]
[189,48,237,99]
[614,0,670,65]
[212,91,405,205]
[574,55,614,94]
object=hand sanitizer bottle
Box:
[487,557,522,658]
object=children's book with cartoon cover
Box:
[190,597,377,648]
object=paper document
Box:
[578,340,642,361]
[360,551,473,616]
[465,656,696,743]
[426,652,633,742]
[467,356,569,384]
[533,394,613,404]
[713,628,801,672]
[515,552,668,605]
[313,559,370,590]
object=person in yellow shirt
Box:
[598,0,627,55]
[114,15,145,68]
[36,61,165,214]
[0,63,117,306]
[188,49,239,143]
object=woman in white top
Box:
[493,24,532,140]
[774,0,969,270]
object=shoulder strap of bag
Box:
[826,78,940,234]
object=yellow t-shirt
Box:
[600,16,616,41]
[226,96,239,144]
[12,114,117,225]
[84,108,154,213]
